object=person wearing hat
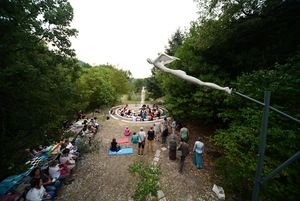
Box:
[138,127,146,155]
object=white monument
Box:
[141,87,145,105]
[147,53,232,94]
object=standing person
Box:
[131,132,139,144]
[138,127,146,155]
[168,132,178,160]
[153,122,161,142]
[193,137,204,169]
[180,124,189,142]
[162,117,169,144]
[147,127,155,152]
[178,141,189,174]
[171,119,177,135]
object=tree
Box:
[0,0,78,179]
[214,55,300,200]
[0,0,77,62]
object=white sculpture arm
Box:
[147,53,232,94]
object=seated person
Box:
[59,149,76,176]
[30,167,59,194]
[110,138,120,152]
[26,179,54,201]
[48,160,74,185]
[131,132,139,144]
[93,117,100,129]
[64,139,79,158]
[124,127,131,136]
[48,160,67,180]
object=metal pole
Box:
[233,91,300,124]
[261,151,300,184]
[252,91,271,201]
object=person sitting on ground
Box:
[30,167,59,194]
[64,139,79,159]
[110,138,120,152]
[124,127,131,136]
[131,132,139,144]
[93,117,100,129]
[48,160,73,185]
[88,125,97,134]
[26,179,54,201]
[59,149,76,176]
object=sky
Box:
[69,0,199,78]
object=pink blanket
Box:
[117,138,129,144]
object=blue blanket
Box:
[108,147,134,155]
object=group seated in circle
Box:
[119,104,161,121]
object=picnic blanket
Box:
[117,137,129,144]
[108,147,133,156]
[0,169,31,196]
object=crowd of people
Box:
[109,117,204,174]
[21,113,101,201]
[118,104,162,121]
[24,138,80,201]
[13,110,203,201]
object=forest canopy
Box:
[150,0,300,200]
[0,0,130,179]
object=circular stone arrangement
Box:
[109,104,167,123]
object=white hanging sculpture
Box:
[147,53,232,94]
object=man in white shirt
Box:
[138,127,146,155]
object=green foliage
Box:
[144,73,164,100]
[129,162,161,201]
[131,78,147,93]
[152,0,300,200]
[0,0,131,180]
[76,139,101,154]
[214,56,300,200]
[0,0,77,58]
[75,65,130,111]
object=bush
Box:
[129,162,161,201]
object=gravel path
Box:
[56,118,219,201]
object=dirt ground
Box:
[56,118,219,201]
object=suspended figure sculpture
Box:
[147,53,232,94]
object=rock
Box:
[153,157,160,162]
[212,184,225,200]
[157,190,165,200]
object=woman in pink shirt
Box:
[124,127,131,136]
